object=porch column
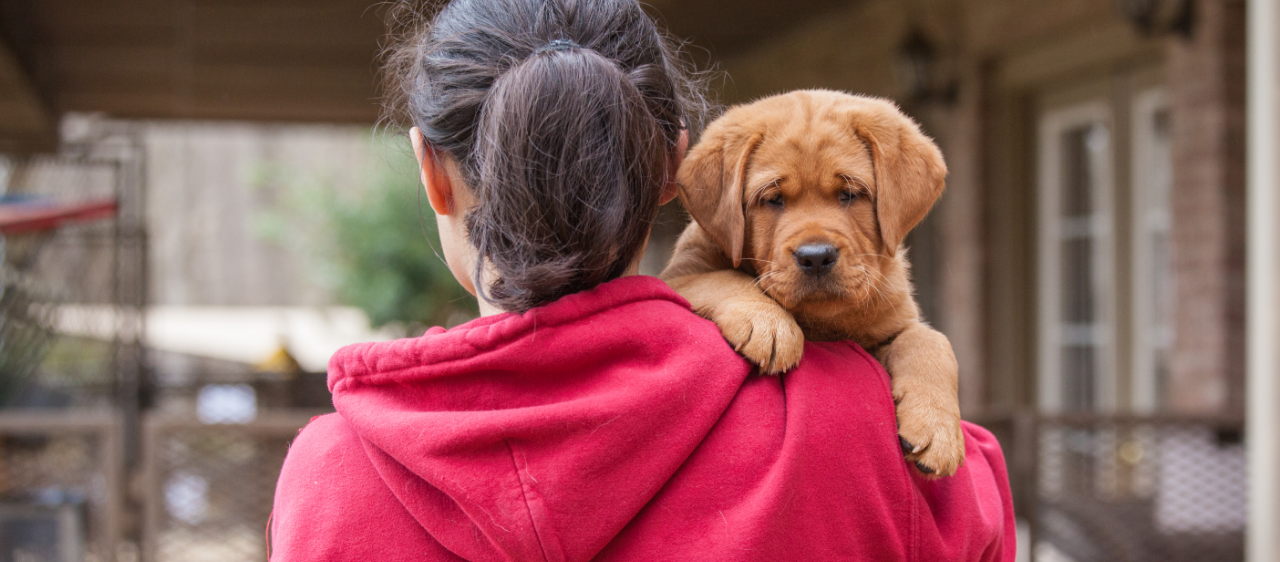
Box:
[1246,0,1280,559]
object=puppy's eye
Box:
[839,190,861,204]
[764,194,784,208]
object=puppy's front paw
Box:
[895,392,965,477]
[714,301,804,375]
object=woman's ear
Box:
[411,127,456,216]
[660,128,689,205]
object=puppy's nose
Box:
[793,244,838,276]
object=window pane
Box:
[1058,122,1108,412]
[1063,345,1096,411]
[1062,238,1095,323]
[1062,128,1093,216]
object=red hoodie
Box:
[269,275,1015,561]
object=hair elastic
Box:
[534,39,581,55]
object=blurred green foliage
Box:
[255,140,476,333]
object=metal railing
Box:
[973,413,1246,562]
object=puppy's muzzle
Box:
[793,244,838,276]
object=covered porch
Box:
[0,0,1275,560]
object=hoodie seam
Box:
[506,439,551,562]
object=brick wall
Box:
[1167,0,1247,414]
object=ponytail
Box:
[382,0,710,312]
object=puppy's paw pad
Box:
[909,431,964,477]
[896,402,964,477]
[717,304,804,375]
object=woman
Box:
[268,0,1016,559]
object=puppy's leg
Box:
[874,322,965,477]
[662,224,804,374]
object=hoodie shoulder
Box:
[269,414,463,562]
[317,275,757,561]
[327,275,701,391]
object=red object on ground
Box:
[0,199,117,234]
[270,275,1015,562]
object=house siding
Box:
[1167,0,1247,414]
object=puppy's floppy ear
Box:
[676,126,764,267]
[852,99,948,258]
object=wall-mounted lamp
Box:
[1116,0,1194,38]
[893,28,957,106]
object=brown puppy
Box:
[660,90,964,476]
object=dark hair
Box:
[382,0,711,312]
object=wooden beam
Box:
[644,0,855,58]
[0,38,55,152]
[0,0,847,127]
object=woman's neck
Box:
[475,258,644,318]
[477,298,505,318]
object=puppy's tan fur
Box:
[660,90,964,476]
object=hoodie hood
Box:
[275,274,1016,561]
[326,275,753,561]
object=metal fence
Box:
[0,411,122,562]
[1,128,147,562]
[141,414,314,562]
[0,411,314,562]
[3,141,147,412]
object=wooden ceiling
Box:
[646,0,851,58]
[0,0,850,152]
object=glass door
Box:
[1038,102,1116,413]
